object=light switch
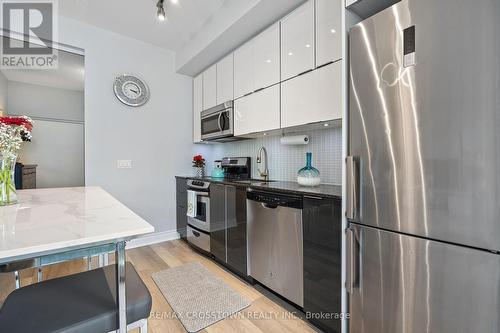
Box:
[117,160,132,169]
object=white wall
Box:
[0,71,7,113]
[7,81,83,121]
[53,17,199,234]
[18,120,85,188]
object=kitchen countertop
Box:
[176,175,341,199]
[0,186,154,262]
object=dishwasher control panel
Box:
[247,190,302,209]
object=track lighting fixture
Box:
[156,0,165,21]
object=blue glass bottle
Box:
[297,152,320,186]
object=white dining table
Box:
[0,186,154,333]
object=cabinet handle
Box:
[192,230,200,237]
[316,61,334,69]
[297,69,313,76]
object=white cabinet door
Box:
[234,84,280,136]
[281,0,315,81]
[193,74,203,143]
[253,23,280,91]
[234,40,254,99]
[202,64,217,109]
[281,61,342,128]
[316,0,342,66]
[216,53,234,104]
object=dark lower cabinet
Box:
[303,196,342,333]
[210,184,247,277]
[210,183,226,262]
[226,185,247,276]
[176,178,188,240]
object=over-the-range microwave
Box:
[200,101,244,142]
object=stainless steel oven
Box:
[186,180,211,252]
[200,101,233,141]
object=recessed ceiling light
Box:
[288,52,293,56]
[157,0,166,21]
[305,44,311,48]
[330,28,336,34]
[171,0,178,3]
[266,59,271,63]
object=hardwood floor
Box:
[0,239,319,333]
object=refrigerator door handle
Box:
[346,156,358,220]
[346,227,355,293]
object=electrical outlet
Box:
[117,160,132,169]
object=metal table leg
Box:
[116,241,127,333]
[14,271,20,289]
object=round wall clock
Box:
[113,74,150,107]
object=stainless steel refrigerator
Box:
[347,0,500,332]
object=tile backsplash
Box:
[206,127,342,185]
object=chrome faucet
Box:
[256,146,269,180]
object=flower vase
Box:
[297,152,321,187]
[0,152,18,205]
[195,166,205,178]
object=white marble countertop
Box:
[0,186,154,262]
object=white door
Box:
[281,0,315,81]
[281,61,342,128]
[253,23,280,91]
[202,64,217,109]
[234,84,280,136]
[315,0,342,66]
[216,53,234,104]
[233,40,254,99]
[193,74,203,143]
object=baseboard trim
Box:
[126,230,180,249]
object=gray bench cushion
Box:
[0,262,151,333]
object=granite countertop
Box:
[176,175,341,199]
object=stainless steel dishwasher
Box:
[247,189,303,307]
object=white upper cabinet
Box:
[253,22,280,91]
[216,53,234,104]
[281,61,342,129]
[316,0,342,66]
[193,74,203,143]
[202,64,217,110]
[234,40,254,99]
[234,84,280,136]
[234,23,280,99]
[281,0,315,81]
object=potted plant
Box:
[192,154,206,178]
[0,116,33,205]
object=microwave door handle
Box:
[217,112,223,131]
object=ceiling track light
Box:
[157,0,165,21]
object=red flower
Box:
[0,116,33,131]
[192,154,205,167]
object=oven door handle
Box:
[189,190,209,197]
